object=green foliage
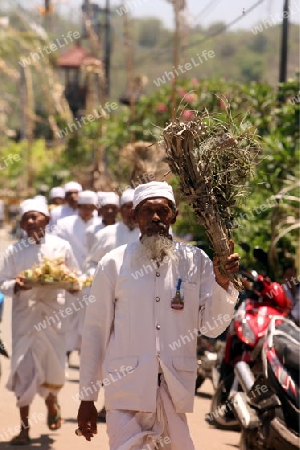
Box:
[105,75,298,271]
[0,139,67,194]
[1,67,298,274]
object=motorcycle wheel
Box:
[209,375,240,431]
[240,429,259,450]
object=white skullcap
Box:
[133,181,176,209]
[120,188,134,206]
[20,199,50,217]
[64,181,82,193]
[78,190,98,206]
[50,187,65,199]
[98,192,120,207]
[97,192,105,206]
[34,195,48,204]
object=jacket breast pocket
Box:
[172,356,198,373]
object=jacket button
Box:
[156,272,160,277]
[155,296,160,302]
[156,324,161,330]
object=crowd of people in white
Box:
[0,180,240,448]
[0,181,140,444]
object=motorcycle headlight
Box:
[241,319,256,344]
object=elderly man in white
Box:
[84,188,140,422]
[86,191,120,252]
[0,199,79,445]
[84,188,139,277]
[54,190,99,353]
[77,181,240,450]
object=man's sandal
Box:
[47,404,62,431]
[10,433,31,446]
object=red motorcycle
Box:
[209,275,292,430]
[234,316,299,449]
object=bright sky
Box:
[54,0,300,30]
[7,0,300,30]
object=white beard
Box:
[133,234,178,266]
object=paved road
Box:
[0,228,240,449]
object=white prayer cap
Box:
[20,199,50,217]
[34,195,48,204]
[97,192,105,206]
[133,181,176,209]
[50,186,65,199]
[98,192,120,207]
[64,181,82,193]
[120,188,134,206]
[78,190,98,206]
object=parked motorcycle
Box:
[209,275,292,430]
[196,336,225,392]
[233,316,299,450]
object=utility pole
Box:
[82,0,111,99]
[168,1,186,120]
[104,0,111,98]
[123,5,135,142]
[44,0,52,31]
[279,0,289,84]
[20,66,35,192]
[171,0,181,120]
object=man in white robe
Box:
[0,199,79,444]
[54,191,99,353]
[84,188,139,422]
[48,186,65,212]
[76,181,240,449]
[84,188,139,276]
[50,181,82,227]
[86,191,120,252]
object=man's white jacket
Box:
[79,240,238,413]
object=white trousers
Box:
[106,377,195,450]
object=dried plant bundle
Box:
[163,110,261,290]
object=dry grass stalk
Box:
[163,110,261,290]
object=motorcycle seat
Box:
[275,322,300,342]
[273,334,300,372]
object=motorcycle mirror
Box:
[239,242,251,253]
[253,247,269,267]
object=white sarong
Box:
[7,329,65,408]
[106,377,195,450]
